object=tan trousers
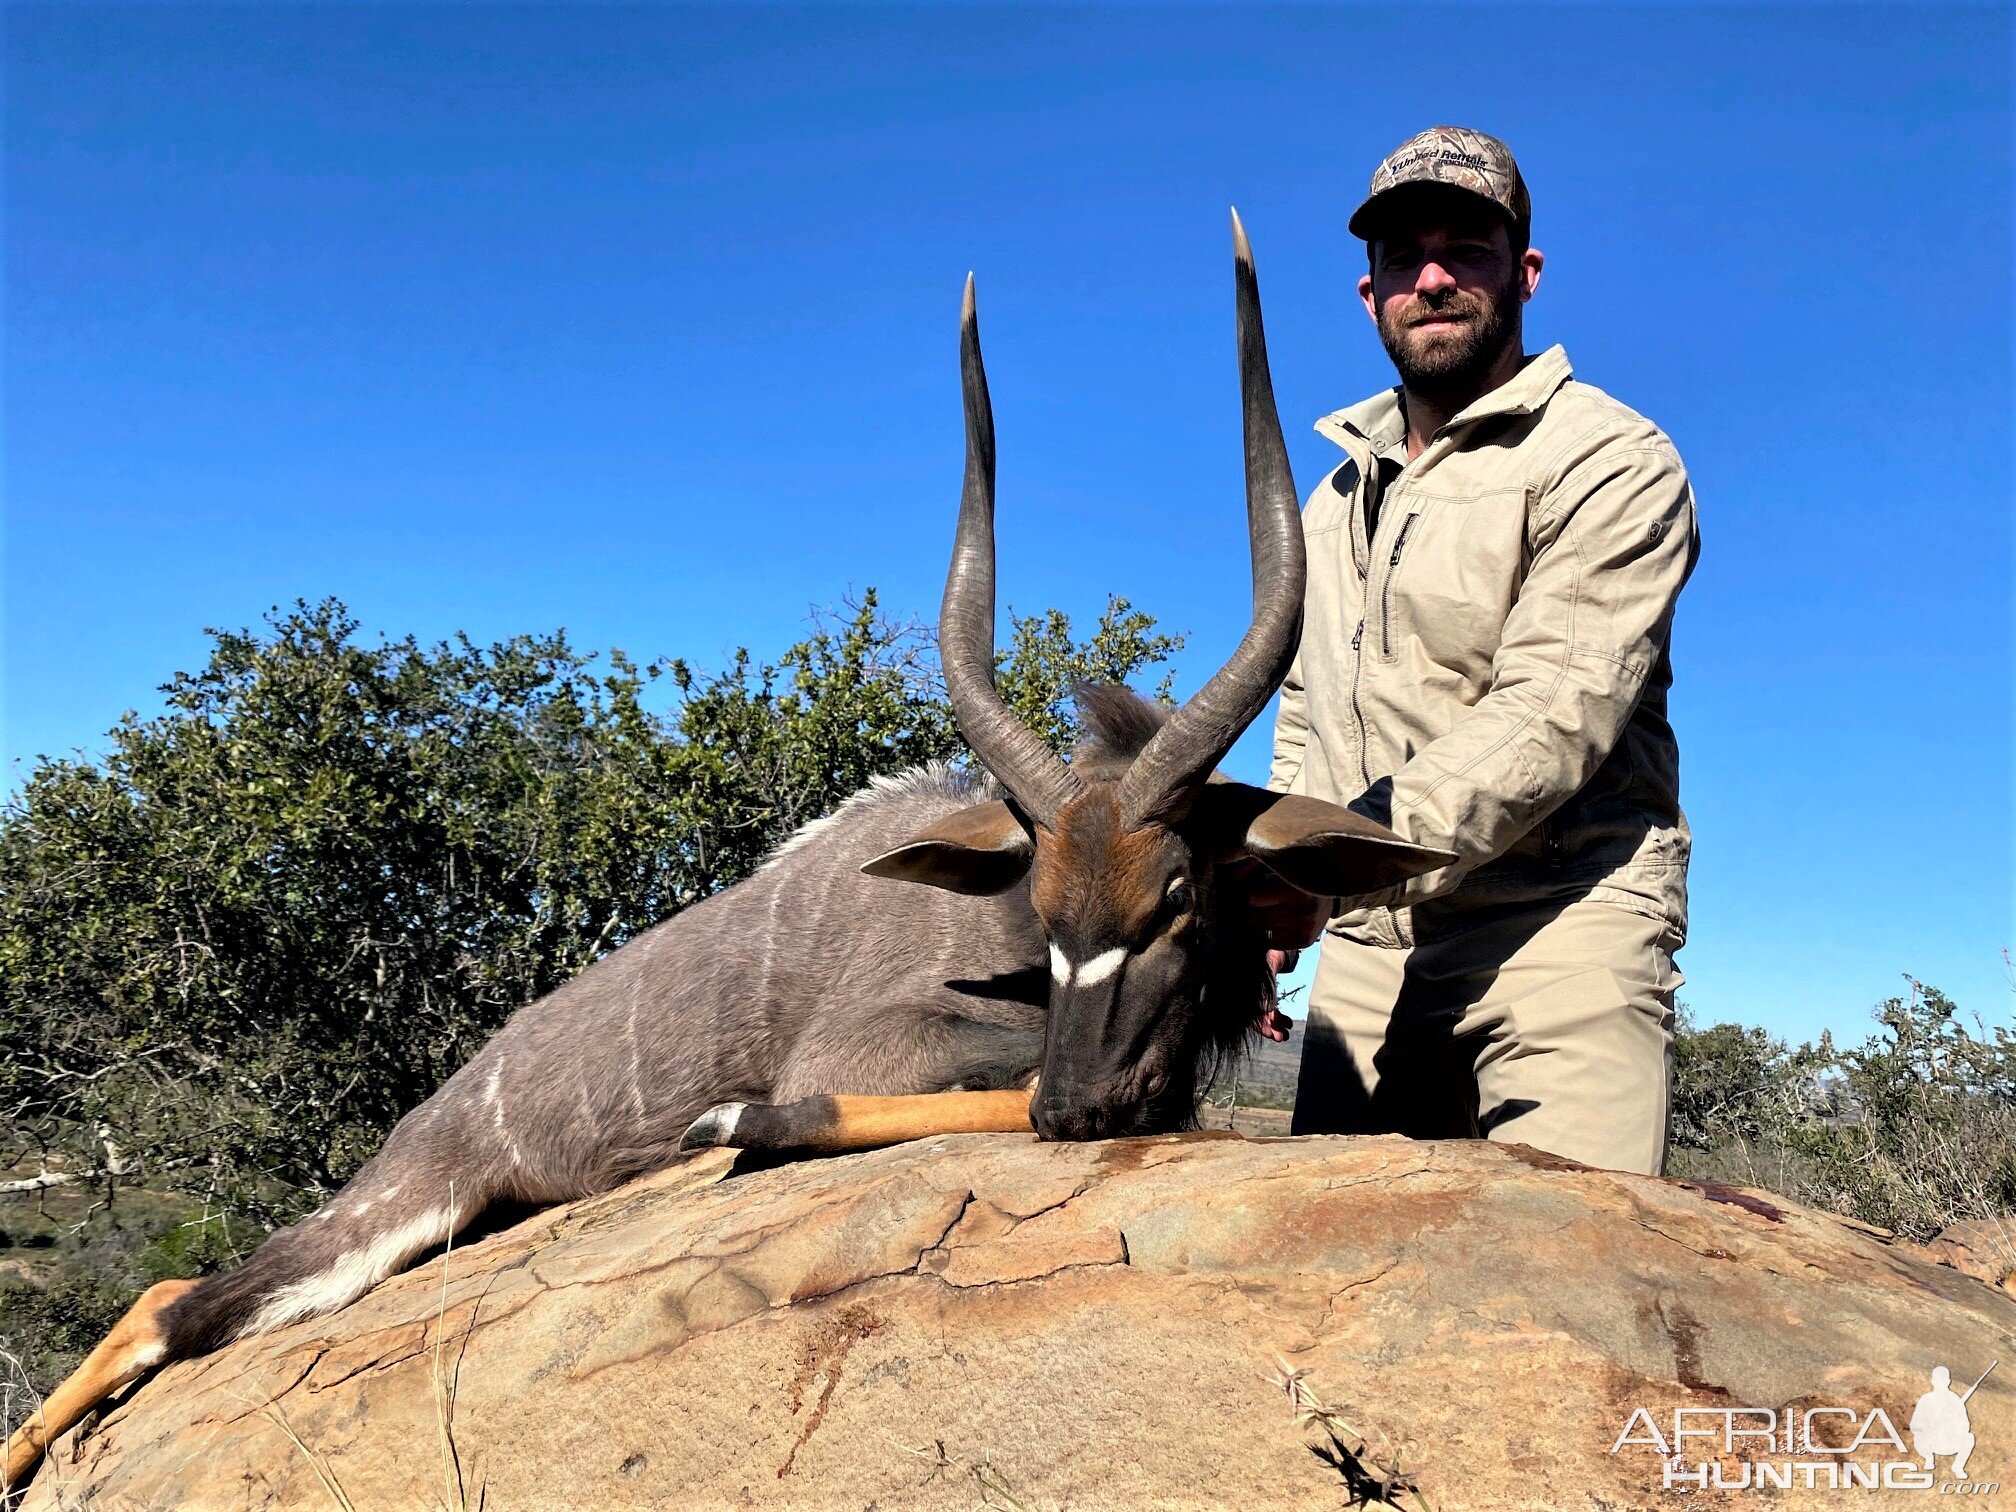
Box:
[1291,899,1683,1175]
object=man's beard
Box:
[1376,270,1521,405]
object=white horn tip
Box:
[962,272,977,321]
[1230,207,1253,264]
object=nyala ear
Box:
[1191,784,1457,898]
[860,800,1035,896]
[1243,791,1457,897]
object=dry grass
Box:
[262,1401,359,1512]
[1272,1358,1436,1512]
[0,1341,51,1507]
[892,1436,1049,1512]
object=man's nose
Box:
[1414,259,1457,296]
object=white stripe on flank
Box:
[1049,944,1072,986]
[626,975,645,1121]
[485,1061,506,1134]
[1075,947,1127,987]
[240,1205,457,1339]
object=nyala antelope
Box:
[4,213,1451,1493]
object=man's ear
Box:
[1190,784,1457,898]
[860,800,1035,896]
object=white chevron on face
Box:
[1050,943,1127,989]
[1074,947,1127,987]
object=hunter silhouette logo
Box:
[1912,1362,1993,1480]
[1610,1359,1999,1494]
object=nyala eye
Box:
[1163,879,1195,918]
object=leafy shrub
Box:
[1786,981,2016,1241]
[1672,979,2016,1246]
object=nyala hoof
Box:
[678,1102,748,1150]
[679,1097,843,1152]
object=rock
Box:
[1927,1217,2016,1293]
[27,1134,2016,1510]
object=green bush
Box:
[1670,1012,1830,1152]
[1672,979,2016,1246]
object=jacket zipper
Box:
[1347,618,1371,788]
[1379,512,1419,658]
[1345,454,1381,791]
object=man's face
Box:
[1357,198,1543,399]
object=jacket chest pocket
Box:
[1375,489,1528,668]
[1299,522,1367,692]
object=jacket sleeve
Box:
[1267,647,1309,794]
[1350,432,1698,906]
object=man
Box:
[1250,126,1698,1176]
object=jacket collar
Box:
[1314,344,1574,456]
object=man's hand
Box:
[1224,857,1331,1043]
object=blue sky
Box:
[5,4,2009,1045]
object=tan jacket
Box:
[1269,346,1698,946]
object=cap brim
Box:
[1349,180,1517,241]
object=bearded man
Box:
[1248,127,1699,1175]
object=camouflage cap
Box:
[1349,126,1530,241]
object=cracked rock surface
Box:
[26,1133,2016,1510]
